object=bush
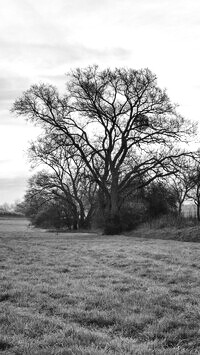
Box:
[30,203,73,229]
[119,201,147,231]
[145,182,177,218]
[103,215,122,235]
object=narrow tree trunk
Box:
[178,201,182,216]
[197,202,200,221]
[72,220,78,230]
[72,207,79,230]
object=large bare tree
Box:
[12,65,196,233]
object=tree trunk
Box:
[178,201,183,216]
[197,203,200,221]
[104,172,122,235]
[72,207,79,230]
[80,206,95,229]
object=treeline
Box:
[12,65,200,234]
[0,203,24,218]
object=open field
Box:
[0,219,200,354]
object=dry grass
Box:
[1,218,200,354]
[130,215,200,242]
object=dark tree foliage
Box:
[12,65,196,234]
[22,173,75,229]
[33,200,72,229]
[145,181,178,218]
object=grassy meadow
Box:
[0,218,200,354]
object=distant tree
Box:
[187,154,200,220]
[12,65,196,233]
[189,173,200,221]
[0,203,23,217]
[169,156,196,215]
[14,201,26,215]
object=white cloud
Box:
[0,176,28,204]
[0,124,41,177]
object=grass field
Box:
[0,219,200,354]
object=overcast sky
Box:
[1,0,200,204]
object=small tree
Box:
[169,156,196,215]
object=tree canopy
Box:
[12,65,197,233]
